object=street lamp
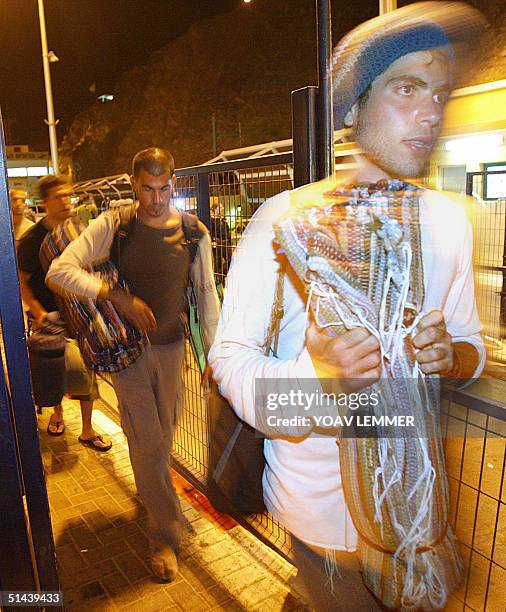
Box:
[38,0,59,174]
[379,0,397,14]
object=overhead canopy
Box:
[72,173,132,200]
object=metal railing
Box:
[441,385,505,611]
[172,154,295,559]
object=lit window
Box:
[7,167,28,177]
[484,163,506,200]
[26,166,50,177]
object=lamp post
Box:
[316,0,333,180]
[379,0,397,14]
[37,0,59,174]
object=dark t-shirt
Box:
[17,218,58,313]
[118,217,192,345]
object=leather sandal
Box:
[78,434,112,452]
[47,418,65,436]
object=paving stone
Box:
[203,552,250,579]
[195,540,238,565]
[119,588,174,612]
[49,488,73,511]
[199,585,233,607]
[113,466,135,479]
[209,601,245,612]
[56,542,89,574]
[164,580,208,611]
[94,491,128,517]
[101,571,143,608]
[110,508,143,526]
[84,540,131,565]
[194,528,228,549]
[236,576,285,609]
[70,523,103,551]
[179,558,217,592]
[53,528,73,546]
[81,509,115,536]
[55,476,86,497]
[114,550,151,582]
[190,517,214,536]
[81,475,116,492]
[69,488,109,506]
[96,521,147,550]
[182,507,202,523]
[62,583,106,610]
[220,566,262,598]
[57,501,98,521]
[124,528,150,555]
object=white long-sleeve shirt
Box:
[208,186,485,550]
[46,208,220,355]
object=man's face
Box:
[131,169,174,219]
[44,184,73,223]
[11,191,27,218]
[346,50,451,179]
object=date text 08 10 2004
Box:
[0,591,63,607]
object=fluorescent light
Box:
[26,166,50,177]
[7,167,28,177]
[445,134,503,153]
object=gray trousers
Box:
[111,341,185,551]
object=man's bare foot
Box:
[150,546,178,582]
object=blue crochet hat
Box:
[331,1,487,129]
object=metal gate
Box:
[0,115,60,607]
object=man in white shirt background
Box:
[10,188,34,243]
[209,3,486,609]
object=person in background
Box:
[46,148,220,582]
[17,175,112,451]
[10,188,34,242]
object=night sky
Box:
[0,0,238,149]
[1,0,484,152]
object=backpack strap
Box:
[110,203,137,268]
[181,212,204,264]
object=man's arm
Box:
[18,270,47,326]
[208,194,317,437]
[47,211,156,333]
[46,212,116,299]
[415,197,485,384]
[98,284,156,332]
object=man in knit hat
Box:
[209,3,486,609]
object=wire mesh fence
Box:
[467,170,506,369]
[442,390,505,611]
[172,158,294,559]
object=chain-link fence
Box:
[467,170,506,369]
